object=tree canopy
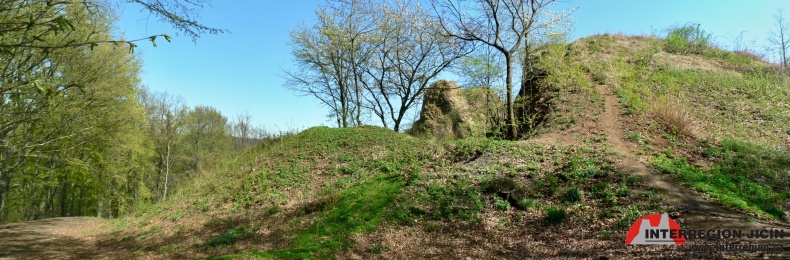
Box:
[0,0,238,222]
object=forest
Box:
[0,0,265,222]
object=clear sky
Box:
[115,0,789,132]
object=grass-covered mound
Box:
[104,126,669,258]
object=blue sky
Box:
[115,0,789,132]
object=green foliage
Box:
[561,187,582,203]
[613,205,643,230]
[652,139,789,220]
[454,52,504,89]
[664,24,712,55]
[615,187,631,198]
[422,178,483,221]
[591,183,610,199]
[367,244,387,254]
[517,199,540,209]
[493,196,511,211]
[545,206,567,225]
[0,0,231,223]
[0,3,157,221]
[244,174,406,258]
[209,249,313,260]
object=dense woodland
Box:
[0,0,260,223]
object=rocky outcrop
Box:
[410,80,503,139]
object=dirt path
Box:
[526,78,790,243]
[596,82,786,229]
[0,217,109,260]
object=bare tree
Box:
[432,0,569,139]
[232,111,253,149]
[768,10,790,68]
[362,0,469,131]
[284,0,374,127]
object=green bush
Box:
[545,206,567,225]
[591,183,609,199]
[493,196,511,211]
[763,205,788,221]
[616,187,631,198]
[664,23,712,55]
[561,187,582,203]
[516,199,540,210]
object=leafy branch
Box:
[0,34,172,53]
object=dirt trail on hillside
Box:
[526,79,790,243]
[0,217,112,260]
[594,84,736,226]
[541,80,790,242]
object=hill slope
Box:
[87,35,790,259]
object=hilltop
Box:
[6,34,788,259]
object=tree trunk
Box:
[0,175,9,222]
[163,140,171,200]
[70,186,77,216]
[505,54,518,140]
[0,188,5,222]
[340,84,348,127]
[355,85,362,126]
[97,196,103,218]
[77,188,83,216]
[782,16,788,69]
[393,104,410,132]
[60,180,69,216]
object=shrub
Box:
[763,205,788,221]
[591,183,609,199]
[616,187,631,198]
[516,199,540,210]
[664,23,712,55]
[545,206,567,224]
[493,196,511,211]
[203,225,253,248]
[561,187,582,203]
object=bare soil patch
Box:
[0,217,115,260]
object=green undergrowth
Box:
[288,174,406,257]
[126,126,659,259]
[652,140,790,220]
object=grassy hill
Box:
[99,33,789,259]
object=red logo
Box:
[625,213,686,245]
